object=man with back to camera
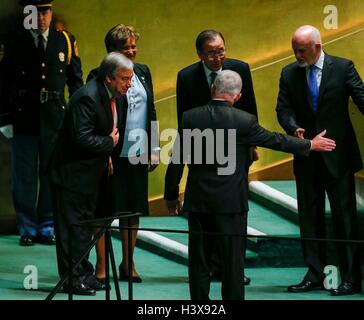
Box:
[276,25,364,296]
[181,70,336,300]
[164,29,258,285]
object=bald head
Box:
[293,25,322,44]
[292,25,322,67]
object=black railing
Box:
[46,215,364,300]
[46,212,140,301]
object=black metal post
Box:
[127,217,133,300]
[68,223,73,300]
[105,227,110,301]
[108,229,122,300]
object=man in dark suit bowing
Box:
[165,29,257,285]
[50,52,132,295]
[181,70,336,300]
[276,25,364,296]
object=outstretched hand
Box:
[310,130,336,152]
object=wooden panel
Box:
[248,157,294,181]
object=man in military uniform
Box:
[0,0,83,246]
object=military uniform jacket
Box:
[0,28,83,135]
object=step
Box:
[249,181,299,224]
[110,217,188,265]
[108,183,311,268]
[249,180,364,266]
[110,211,302,268]
[249,180,364,231]
[246,200,304,267]
[111,217,258,267]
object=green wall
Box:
[56,0,364,196]
[0,0,363,215]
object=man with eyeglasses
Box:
[164,29,257,286]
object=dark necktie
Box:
[209,72,218,87]
[308,65,319,112]
[38,34,45,57]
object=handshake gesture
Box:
[295,128,336,152]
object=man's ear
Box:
[197,50,204,61]
[105,75,111,85]
[234,92,242,103]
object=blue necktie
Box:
[308,65,319,112]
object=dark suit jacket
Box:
[87,63,157,158]
[176,58,257,129]
[164,58,257,200]
[50,78,120,195]
[276,54,364,178]
[183,100,311,213]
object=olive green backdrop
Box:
[0,0,363,218]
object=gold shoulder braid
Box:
[61,31,72,64]
[73,40,79,58]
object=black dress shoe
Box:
[288,279,323,292]
[63,283,96,296]
[244,276,251,286]
[19,235,35,246]
[330,281,361,296]
[96,277,106,284]
[86,276,106,291]
[36,234,56,245]
[95,278,112,290]
[211,272,251,286]
[119,266,142,283]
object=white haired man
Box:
[50,53,132,295]
[182,70,336,300]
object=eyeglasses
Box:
[121,45,137,52]
[203,50,226,59]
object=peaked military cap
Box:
[19,0,54,10]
